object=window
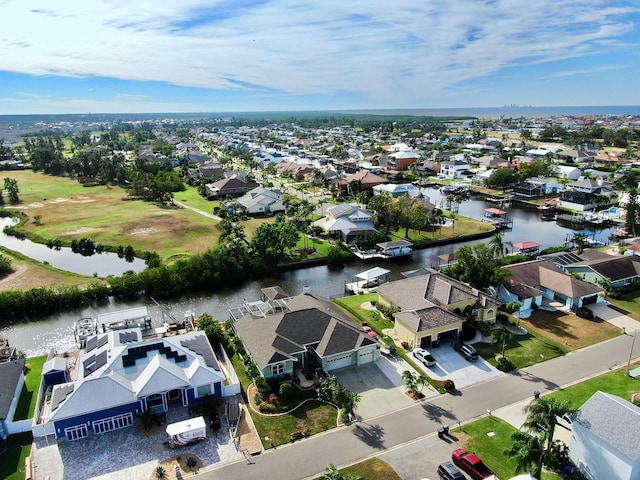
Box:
[486,309,495,318]
[271,363,284,375]
[197,384,211,397]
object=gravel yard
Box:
[36,407,244,480]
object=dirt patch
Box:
[151,455,204,480]
[66,226,96,235]
[130,227,160,236]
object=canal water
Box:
[0,190,619,356]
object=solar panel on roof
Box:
[50,384,74,411]
[181,335,219,369]
[86,336,98,352]
[94,350,108,370]
[97,335,108,348]
[83,354,95,369]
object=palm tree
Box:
[506,431,544,479]
[493,327,513,357]
[523,396,576,451]
[449,212,457,233]
[489,232,505,258]
[401,370,419,396]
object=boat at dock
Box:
[74,317,98,349]
[98,306,153,333]
[351,239,413,261]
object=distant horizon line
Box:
[2,104,640,119]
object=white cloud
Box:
[1,0,638,107]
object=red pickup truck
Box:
[451,448,496,480]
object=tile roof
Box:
[505,259,602,299]
[395,307,464,333]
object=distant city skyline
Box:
[1,1,639,115]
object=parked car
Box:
[413,348,437,367]
[556,412,574,430]
[380,342,397,355]
[362,325,377,338]
[451,448,495,480]
[437,461,466,480]
[453,342,479,361]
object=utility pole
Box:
[626,328,638,375]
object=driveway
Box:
[334,354,437,419]
[587,303,640,333]
[413,343,503,389]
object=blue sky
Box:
[1,0,639,114]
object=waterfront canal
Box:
[1,190,620,356]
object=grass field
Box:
[0,432,32,480]
[339,458,403,480]
[14,355,46,420]
[455,416,562,480]
[1,171,221,263]
[548,365,640,408]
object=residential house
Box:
[554,165,583,181]
[337,170,389,193]
[227,186,285,215]
[560,254,640,290]
[313,204,377,245]
[499,259,603,313]
[559,178,617,212]
[372,183,422,198]
[199,161,224,180]
[232,291,379,380]
[387,150,421,171]
[205,175,259,199]
[38,329,236,440]
[377,271,501,349]
[569,391,640,480]
[513,177,561,198]
[440,156,470,179]
[0,359,25,439]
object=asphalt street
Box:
[198,333,639,480]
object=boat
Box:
[74,317,98,349]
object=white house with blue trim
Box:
[37,329,237,441]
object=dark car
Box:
[453,342,479,361]
[437,461,466,480]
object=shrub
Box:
[443,379,455,391]
[259,402,282,413]
[401,341,410,350]
[340,408,351,424]
[497,312,508,323]
[279,382,294,401]
[253,392,263,405]
[186,457,197,469]
[477,322,491,337]
[254,376,270,392]
[326,246,353,266]
[496,356,516,372]
[155,466,166,478]
[576,307,595,320]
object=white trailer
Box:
[165,416,206,448]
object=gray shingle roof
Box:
[0,359,25,419]
[572,254,640,282]
[395,307,463,333]
[576,391,640,460]
[233,293,376,369]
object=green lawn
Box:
[14,356,46,421]
[251,400,338,448]
[339,458,403,480]
[334,293,394,333]
[608,291,640,321]
[548,366,640,408]
[475,327,566,369]
[230,354,338,448]
[0,432,33,480]
[454,416,562,480]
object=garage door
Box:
[358,349,374,365]
[93,413,134,434]
[325,352,353,371]
[65,424,88,441]
[582,295,598,305]
[419,336,432,348]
